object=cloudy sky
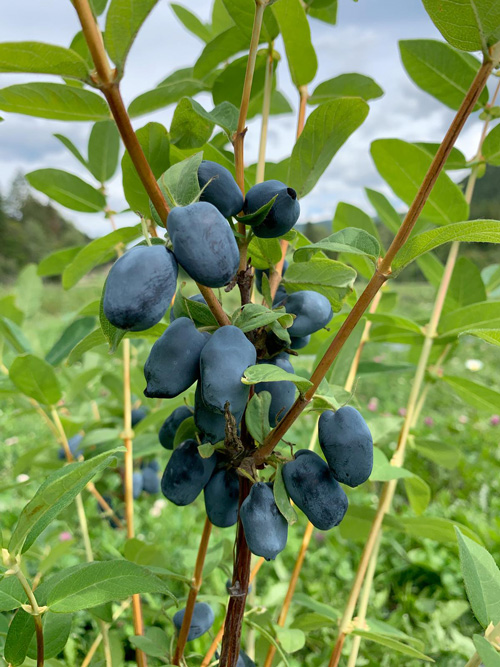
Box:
[0,0,490,236]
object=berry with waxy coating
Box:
[290,334,311,350]
[194,383,244,444]
[131,407,148,427]
[237,650,255,666]
[282,449,348,529]
[204,467,239,527]
[283,291,333,337]
[173,602,214,641]
[168,201,239,288]
[318,406,373,487]
[103,245,178,331]
[170,293,206,323]
[97,495,121,529]
[243,180,300,238]
[132,471,143,499]
[58,433,83,460]
[159,406,193,450]
[240,482,288,560]
[198,160,243,218]
[161,439,216,506]
[199,325,256,415]
[255,353,296,427]
[142,467,160,494]
[143,317,209,399]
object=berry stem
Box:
[218,477,253,667]
[254,56,494,467]
[72,0,230,328]
[14,566,44,667]
[329,75,500,667]
[171,517,213,665]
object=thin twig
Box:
[80,600,132,667]
[172,518,213,665]
[255,57,493,467]
[14,567,44,667]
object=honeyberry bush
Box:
[2,0,500,666]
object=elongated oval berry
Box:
[283,291,333,337]
[198,160,243,218]
[243,180,300,238]
[255,353,296,427]
[194,383,227,444]
[318,406,373,487]
[58,433,83,460]
[142,467,160,494]
[237,650,256,666]
[173,602,214,641]
[131,407,148,426]
[204,467,239,527]
[132,471,143,499]
[143,318,209,399]
[290,334,311,350]
[168,201,239,288]
[159,405,193,450]
[282,450,348,530]
[200,325,256,415]
[170,293,206,323]
[240,482,288,560]
[161,439,216,506]
[103,245,178,331]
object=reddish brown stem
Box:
[218,477,253,667]
[254,57,493,466]
[172,518,213,665]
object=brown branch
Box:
[219,477,253,667]
[172,518,213,665]
[254,57,493,466]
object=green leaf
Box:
[104,0,160,73]
[412,438,458,469]
[128,69,207,117]
[370,447,414,482]
[440,301,500,338]
[0,296,23,326]
[247,236,282,269]
[351,630,434,662]
[172,288,219,327]
[16,263,43,319]
[26,169,106,213]
[282,258,356,310]
[129,627,170,657]
[221,0,278,42]
[456,528,500,627]
[62,225,141,290]
[9,449,122,555]
[422,0,500,53]
[0,317,31,354]
[272,0,318,87]
[170,97,214,149]
[47,560,171,612]
[393,220,500,273]
[0,577,27,612]
[415,142,467,170]
[308,1,338,24]
[122,122,170,215]
[273,464,298,525]
[37,246,83,277]
[483,123,500,166]
[245,391,272,444]
[309,73,383,104]
[404,475,431,515]
[275,626,305,653]
[443,256,487,313]
[99,280,126,353]
[0,42,91,80]
[461,328,500,347]
[371,139,468,226]
[400,517,482,545]
[193,26,249,80]
[67,329,107,365]
[27,612,72,661]
[9,354,61,405]
[294,227,380,264]
[45,318,96,366]
[171,4,212,42]
[156,151,202,211]
[441,375,500,412]
[0,83,109,121]
[244,618,290,667]
[212,51,269,110]
[236,196,277,228]
[473,635,500,666]
[173,416,198,448]
[242,364,313,395]
[288,98,369,198]
[54,133,88,168]
[232,303,287,333]
[399,39,488,110]
[87,119,120,183]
